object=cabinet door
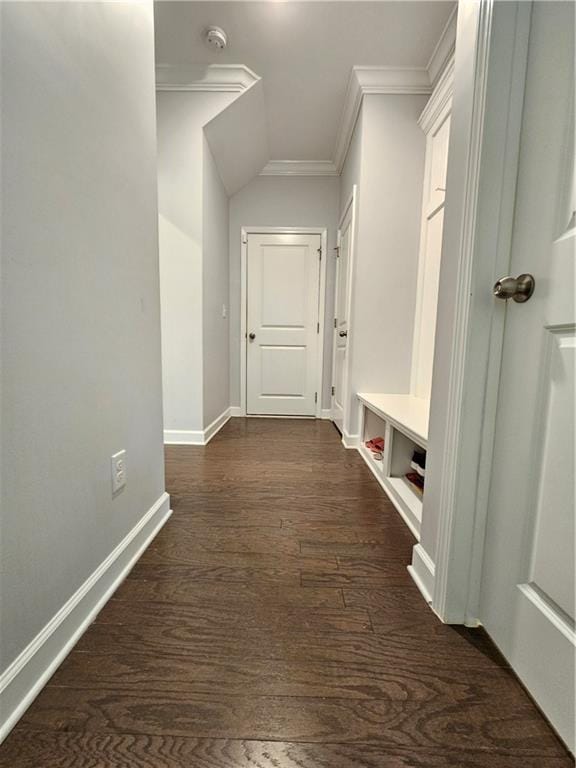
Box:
[411,104,452,400]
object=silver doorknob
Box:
[248,332,256,341]
[339,330,348,337]
[493,273,535,303]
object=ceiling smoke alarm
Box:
[204,26,228,51]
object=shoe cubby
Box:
[360,407,387,476]
[357,393,429,539]
[386,427,424,532]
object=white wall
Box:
[156,91,232,433]
[202,138,230,426]
[229,175,340,409]
[342,95,428,435]
[1,0,165,674]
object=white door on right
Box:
[480,2,575,751]
[331,195,354,433]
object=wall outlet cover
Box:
[111,450,127,495]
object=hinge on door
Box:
[334,246,340,258]
[317,247,322,261]
[331,385,335,396]
[317,322,320,333]
[334,318,337,329]
[314,392,318,404]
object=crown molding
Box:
[419,55,455,133]
[333,67,433,173]
[155,11,457,179]
[156,64,260,92]
[427,5,458,87]
[259,160,339,177]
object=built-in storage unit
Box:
[353,63,453,539]
[411,60,453,400]
[358,393,428,539]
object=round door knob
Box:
[339,330,348,337]
[248,332,256,341]
[493,273,535,303]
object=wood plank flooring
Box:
[0,418,572,767]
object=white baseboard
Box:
[228,407,330,420]
[203,408,231,443]
[164,407,231,446]
[164,429,204,445]
[408,543,436,606]
[0,491,171,745]
[342,430,360,449]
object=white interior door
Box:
[480,2,575,751]
[331,197,354,433]
[246,232,321,416]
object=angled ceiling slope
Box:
[156,64,269,195]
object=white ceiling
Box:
[154,1,456,161]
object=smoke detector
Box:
[204,26,228,51]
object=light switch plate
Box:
[111,450,126,495]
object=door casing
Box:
[239,226,328,418]
[331,186,357,436]
[424,0,538,624]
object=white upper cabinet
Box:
[411,62,454,402]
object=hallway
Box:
[0,419,571,767]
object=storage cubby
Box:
[360,407,387,476]
[357,393,428,539]
[389,429,418,478]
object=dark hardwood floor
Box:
[0,418,572,767]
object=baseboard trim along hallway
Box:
[164,408,232,446]
[0,492,172,745]
[407,543,436,605]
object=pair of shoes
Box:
[405,472,424,495]
[366,436,384,452]
[365,436,384,461]
[411,449,426,478]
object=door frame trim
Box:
[240,226,328,418]
[427,0,532,623]
[331,185,357,433]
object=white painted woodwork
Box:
[411,69,452,400]
[357,394,426,539]
[419,1,533,628]
[246,233,321,416]
[331,195,355,432]
[260,161,339,177]
[357,393,429,447]
[479,2,575,750]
